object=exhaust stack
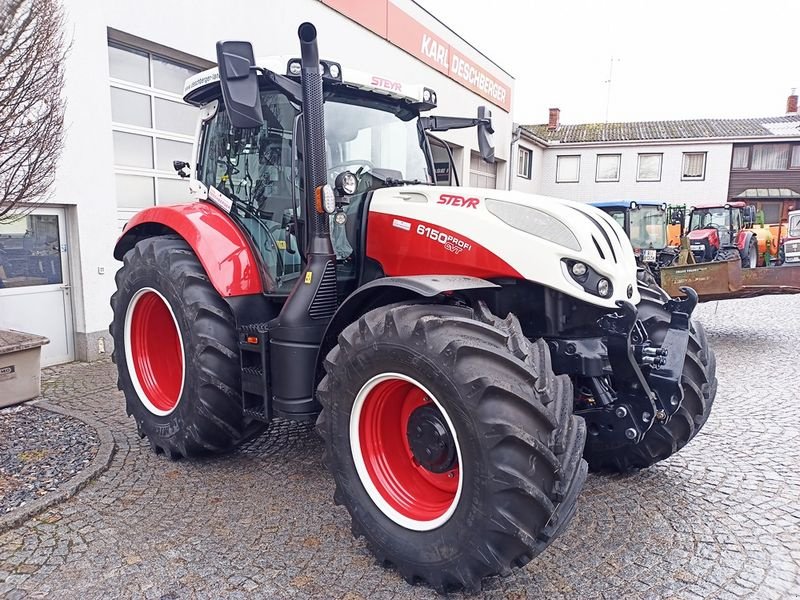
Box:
[268,22,338,419]
[298,22,333,252]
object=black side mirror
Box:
[216,41,263,129]
[173,160,191,178]
[477,106,495,163]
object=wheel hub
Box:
[406,404,456,474]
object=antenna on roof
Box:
[604,57,620,123]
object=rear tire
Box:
[316,303,587,592]
[110,235,263,458]
[583,288,717,472]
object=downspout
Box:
[507,123,522,191]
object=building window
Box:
[556,155,580,183]
[750,143,791,170]
[637,153,662,182]
[595,154,621,182]
[517,147,532,179]
[791,145,800,169]
[469,152,497,188]
[732,146,750,169]
[682,152,706,180]
[108,42,201,213]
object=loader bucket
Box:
[660,260,800,301]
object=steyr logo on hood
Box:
[438,194,479,208]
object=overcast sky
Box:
[416,0,800,126]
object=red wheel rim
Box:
[352,375,461,530]
[125,289,184,414]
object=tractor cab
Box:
[782,210,800,264]
[591,200,670,270]
[182,55,493,297]
[687,201,756,265]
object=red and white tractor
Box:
[686,201,758,267]
[110,24,717,592]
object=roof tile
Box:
[522,115,800,143]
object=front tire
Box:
[584,288,717,472]
[714,247,740,263]
[110,235,263,458]
[317,303,587,592]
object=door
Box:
[0,207,75,365]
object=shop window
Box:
[113,131,153,169]
[556,155,580,183]
[152,56,197,95]
[155,139,193,171]
[108,45,149,86]
[595,154,620,182]
[682,152,706,180]
[110,87,152,128]
[108,41,201,211]
[154,98,198,135]
[517,147,532,179]
[115,174,155,208]
[469,152,497,188]
[637,153,662,182]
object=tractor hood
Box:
[366,185,641,309]
[687,228,719,246]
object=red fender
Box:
[114,202,264,297]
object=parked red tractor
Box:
[686,201,759,267]
[110,24,717,592]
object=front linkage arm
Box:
[550,287,698,445]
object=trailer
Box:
[660,259,800,301]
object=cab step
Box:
[238,322,271,423]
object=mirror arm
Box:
[419,115,492,133]
[256,68,304,105]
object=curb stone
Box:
[0,400,116,534]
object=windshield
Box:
[690,207,730,231]
[629,206,667,249]
[325,99,429,184]
[789,215,800,237]
[607,209,626,230]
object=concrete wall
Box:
[534,141,733,205]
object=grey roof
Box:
[734,188,800,199]
[522,115,800,144]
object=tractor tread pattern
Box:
[110,235,263,458]
[316,302,587,593]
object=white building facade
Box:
[509,107,800,207]
[0,0,518,366]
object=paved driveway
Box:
[1,295,799,599]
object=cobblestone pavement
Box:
[1,295,799,599]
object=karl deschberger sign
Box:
[321,0,513,112]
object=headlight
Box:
[597,278,612,298]
[335,171,357,195]
[571,262,588,277]
[485,198,581,251]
